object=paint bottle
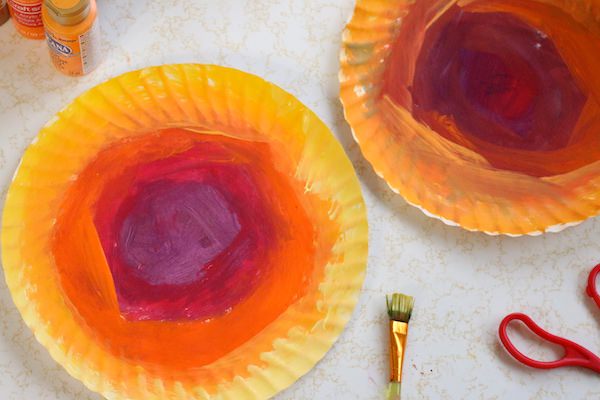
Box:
[42,0,99,77]
[7,0,44,38]
[0,1,10,26]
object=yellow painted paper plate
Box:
[340,0,600,236]
[1,65,368,399]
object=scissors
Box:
[499,263,600,374]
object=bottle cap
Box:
[44,0,90,26]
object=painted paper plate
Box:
[1,65,368,399]
[340,0,600,235]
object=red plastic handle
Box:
[586,263,600,309]
[499,313,600,373]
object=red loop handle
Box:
[586,263,600,309]
[499,313,600,373]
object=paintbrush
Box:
[386,293,414,400]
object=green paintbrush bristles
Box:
[386,293,414,322]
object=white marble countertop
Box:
[1,1,599,399]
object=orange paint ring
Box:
[1,65,368,399]
[51,129,330,378]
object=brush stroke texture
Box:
[118,181,241,286]
[409,9,586,152]
[381,1,600,178]
[52,130,326,370]
[93,143,278,321]
[341,0,600,233]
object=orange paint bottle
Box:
[7,0,44,39]
[0,1,10,26]
[42,0,99,76]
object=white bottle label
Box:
[79,19,100,75]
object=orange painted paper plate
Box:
[340,0,600,236]
[1,64,368,399]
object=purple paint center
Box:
[411,10,586,151]
[118,180,240,286]
[94,143,279,322]
[459,50,537,122]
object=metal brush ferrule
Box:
[389,320,408,382]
